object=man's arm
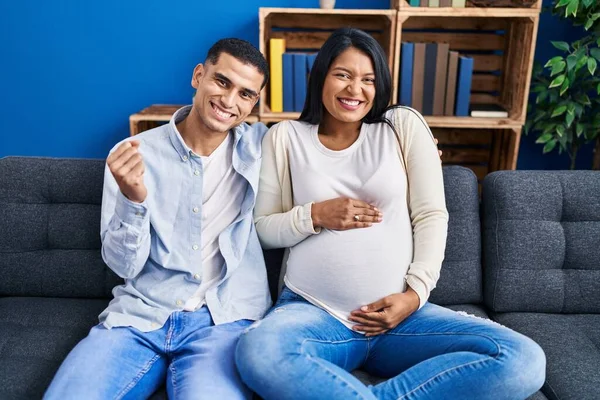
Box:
[100,140,151,279]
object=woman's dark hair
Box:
[299,27,394,126]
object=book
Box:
[307,53,317,73]
[470,104,509,118]
[269,38,286,112]
[282,53,294,112]
[293,53,308,112]
[423,43,438,115]
[410,0,420,5]
[433,43,449,116]
[420,0,429,6]
[412,43,426,113]
[399,43,414,106]
[452,0,466,7]
[440,0,452,6]
[429,0,440,6]
[444,51,459,116]
[455,56,474,117]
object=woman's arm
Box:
[254,123,319,249]
[399,107,450,309]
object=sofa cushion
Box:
[0,157,122,298]
[0,297,108,399]
[482,171,600,313]
[492,312,600,400]
[429,166,482,306]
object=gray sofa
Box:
[0,156,597,400]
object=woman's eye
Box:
[335,73,350,79]
[364,78,375,84]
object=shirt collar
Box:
[168,105,246,161]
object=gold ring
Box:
[354,215,360,221]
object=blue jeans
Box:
[45,306,252,400]
[235,287,546,400]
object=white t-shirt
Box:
[184,133,246,311]
[283,120,414,328]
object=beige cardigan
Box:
[254,106,449,309]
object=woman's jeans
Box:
[235,287,546,400]
[44,306,252,400]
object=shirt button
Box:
[194,170,200,176]
[193,207,199,213]
[194,274,200,280]
[135,212,142,217]
[192,244,199,250]
[176,300,183,306]
[182,155,188,161]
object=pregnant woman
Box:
[235,28,545,400]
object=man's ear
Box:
[191,64,205,89]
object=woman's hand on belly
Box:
[348,286,420,337]
[311,197,383,231]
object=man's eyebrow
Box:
[215,72,258,97]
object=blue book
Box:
[399,43,414,106]
[282,53,294,112]
[455,56,474,117]
[293,53,308,112]
[307,53,317,73]
[422,43,438,116]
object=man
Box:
[45,38,271,400]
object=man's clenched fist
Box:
[107,140,147,203]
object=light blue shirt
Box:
[99,106,271,332]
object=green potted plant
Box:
[525,0,600,169]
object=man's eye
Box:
[217,79,227,87]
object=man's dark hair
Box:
[205,38,269,89]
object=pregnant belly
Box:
[285,226,413,315]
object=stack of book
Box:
[269,38,317,113]
[399,42,473,117]
[409,0,467,6]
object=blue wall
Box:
[0,0,592,168]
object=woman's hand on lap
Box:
[311,198,382,230]
[348,287,420,337]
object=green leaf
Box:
[576,123,584,137]
[536,91,548,104]
[543,139,558,154]
[551,41,570,52]
[567,103,575,115]
[556,125,566,137]
[556,0,571,6]
[543,123,556,135]
[566,112,575,128]
[536,132,554,143]
[585,19,594,31]
[591,13,600,21]
[574,103,584,117]
[551,60,567,76]
[566,0,579,17]
[560,77,570,95]
[588,57,597,75]
[583,0,593,7]
[567,54,578,71]
[549,74,566,88]
[591,49,600,62]
[597,38,600,47]
[552,105,568,118]
[545,56,563,68]
[597,82,600,95]
[576,55,589,71]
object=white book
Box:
[470,104,509,118]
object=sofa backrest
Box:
[0,157,121,298]
[482,170,600,314]
[263,166,483,306]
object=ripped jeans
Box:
[235,287,546,400]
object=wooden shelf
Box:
[129,104,259,136]
[397,7,540,18]
[391,0,543,11]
